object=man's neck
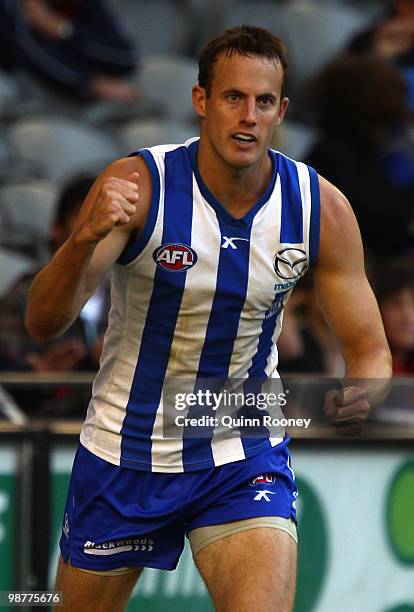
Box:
[196,142,273,219]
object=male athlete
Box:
[26,26,392,612]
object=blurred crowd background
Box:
[0,0,413,417]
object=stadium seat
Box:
[0,133,10,166]
[0,70,19,110]
[277,120,319,162]
[117,0,188,55]
[7,116,121,184]
[0,129,47,184]
[81,98,159,129]
[281,1,375,97]
[0,181,57,239]
[220,0,288,34]
[118,118,196,153]
[0,248,35,297]
[136,55,199,122]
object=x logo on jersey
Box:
[221,236,249,249]
[253,490,276,502]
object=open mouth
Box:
[231,133,256,143]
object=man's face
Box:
[193,52,289,171]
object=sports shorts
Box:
[59,440,297,572]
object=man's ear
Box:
[192,85,207,119]
[276,97,289,125]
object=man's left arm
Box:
[313,176,392,434]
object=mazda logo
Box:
[274,248,309,280]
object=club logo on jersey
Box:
[249,473,277,487]
[153,243,198,272]
[274,248,308,280]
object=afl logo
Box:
[274,248,308,280]
[153,243,198,272]
[250,474,277,487]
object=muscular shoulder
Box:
[103,155,148,179]
[317,174,363,270]
[102,155,152,200]
[98,155,153,234]
[319,174,356,228]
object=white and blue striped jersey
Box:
[80,138,320,472]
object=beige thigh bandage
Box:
[188,516,297,558]
[71,561,139,577]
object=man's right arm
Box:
[25,155,152,343]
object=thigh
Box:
[194,527,297,612]
[54,555,142,612]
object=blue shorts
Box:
[60,440,297,571]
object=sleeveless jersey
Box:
[80,138,320,472]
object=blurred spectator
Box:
[278,275,344,376]
[0,0,138,102]
[349,0,414,65]
[0,174,110,374]
[377,260,414,375]
[305,56,414,261]
[348,0,414,112]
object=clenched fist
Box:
[79,172,139,243]
[324,386,370,436]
